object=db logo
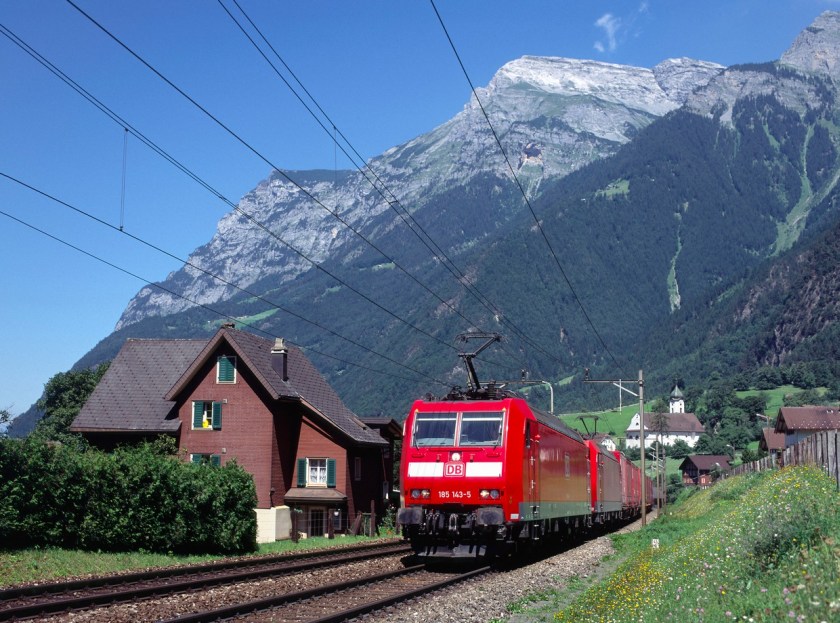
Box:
[444,462,465,477]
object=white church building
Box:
[624,384,705,449]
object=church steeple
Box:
[670,383,685,413]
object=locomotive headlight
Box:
[490,489,500,500]
[411,489,421,499]
[451,452,461,461]
[481,489,501,499]
[421,489,431,499]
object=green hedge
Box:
[0,438,257,554]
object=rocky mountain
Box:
[781,11,840,80]
[42,11,840,422]
[116,56,722,330]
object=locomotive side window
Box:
[413,412,456,447]
[459,411,504,446]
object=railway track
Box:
[0,540,411,621]
[161,565,492,623]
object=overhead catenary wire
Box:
[429,0,628,378]
[0,21,458,359]
[0,205,432,385]
[62,0,489,359]
[0,170,449,387]
[220,0,563,370]
[119,127,127,231]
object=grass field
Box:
[0,535,394,588]
[497,466,840,622]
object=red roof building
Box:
[775,406,840,448]
[72,325,399,542]
[679,454,731,488]
[759,427,785,454]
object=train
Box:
[396,382,652,559]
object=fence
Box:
[731,430,840,489]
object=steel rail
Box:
[0,542,410,621]
[156,565,491,623]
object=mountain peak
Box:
[781,11,840,79]
[489,56,678,116]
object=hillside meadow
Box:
[501,466,840,623]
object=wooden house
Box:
[72,325,400,542]
[679,454,731,488]
[775,406,840,448]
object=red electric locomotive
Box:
[397,391,592,557]
[397,334,650,558]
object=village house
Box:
[774,406,840,448]
[679,454,731,488]
[590,433,617,452]
[759,427,785,458]
[624,384,704,449]
[71,325,400,543]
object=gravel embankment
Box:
[362,517,648,623]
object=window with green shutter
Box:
[192,401,222,430]
[191,453,221,466]
[297,458,336,487]
[327,458,336,488]
[297,458,307,487]
[192,402,205,429]
[217,356,236,383]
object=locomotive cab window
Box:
[459,411,504,446]
[413,412,456,447]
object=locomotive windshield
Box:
[459,411,504,446]
[412,410,505,447]
[413,412,456,447]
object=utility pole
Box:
[585,368,647,526]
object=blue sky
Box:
[0,0,834,418]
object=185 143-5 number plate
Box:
[437,490,472,500]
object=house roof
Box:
[73,327,385,446]
[361,417,403,440]
[71,339,205,433]
[626,412,704,433]
[775,406,840,433]
[679,454,731,472]
[759,427,785,451]
[164,327,385,446]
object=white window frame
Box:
[308,458,328,487]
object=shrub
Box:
[0,438,257,555]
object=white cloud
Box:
[594,13,621,53]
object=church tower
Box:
[670,384,685,414]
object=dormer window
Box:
[217,356,236,383]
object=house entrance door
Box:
[308,508,326,537]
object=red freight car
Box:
[612,450,654,516]
[586,440,622,520]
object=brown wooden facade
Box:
[73,326,399,536]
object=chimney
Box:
[271,338,288,382]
